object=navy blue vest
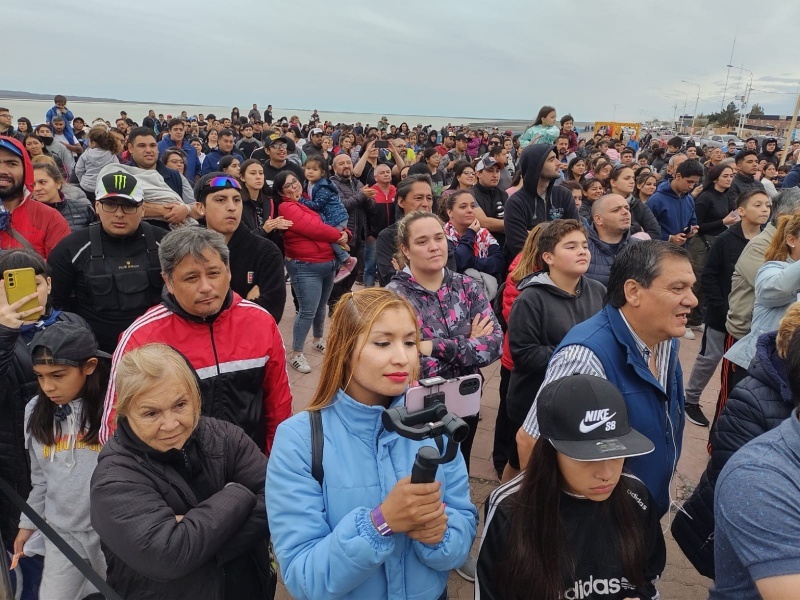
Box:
[556,305,684,516]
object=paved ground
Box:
[273,289,714,599]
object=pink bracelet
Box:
[370,505,394,536]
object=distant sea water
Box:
[1,96,594,133]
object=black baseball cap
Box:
[454,133,468,142]
[95,170,143,205]
[537,375,654,462]
[30,323,110,366]
[265,135,296,152]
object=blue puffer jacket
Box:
[265,390,478,600]
[671,331,794,578]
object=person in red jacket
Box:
[274,170,349,374]
[495,223,549,481]
[99,225,291,454]
[0,137,70,258]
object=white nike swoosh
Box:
[578,412,617,433]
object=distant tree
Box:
[750,103,765,116]
[708,102,740,128]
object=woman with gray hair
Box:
[91,343,276,600]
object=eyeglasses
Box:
[99,200,139,214]
[204,176,241,191]
[0,113,11,119]
[282,179,301,190]
[462,170,476,176]
[270,143,287,150]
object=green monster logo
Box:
[113,174,127,190]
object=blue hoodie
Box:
[158,135,201,180]
[645,180,697,241]
[265,389,478,600]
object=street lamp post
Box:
[727,64,754,137]
[673,90,688,131]
[682,80,701,133]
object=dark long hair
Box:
[27,350,110,447]
[702,162,734,193]
[496,441,648,599]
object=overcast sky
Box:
[6,0,800,122]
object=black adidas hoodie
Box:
[503,144,580,261]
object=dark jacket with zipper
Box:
[503,144,580,261]
[671,332,793,579]
[695,186,735,238]
[226,223,286,324]
[628,195,661,239]
[725,172,764,208]
[0,311,87,542]
[330,174,375,247]
[91,416,275,600]
[586,226,638,287]
[47,222,167,353]
[700,222,754,332]
[506,273,605,424]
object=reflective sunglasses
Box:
[204,176,241,191]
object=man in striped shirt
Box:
[515,240,695,516]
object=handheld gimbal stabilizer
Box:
[382,396,469,484]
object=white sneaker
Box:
[683,329,696,340]
[290,354,311,373]
[312,339,326,354]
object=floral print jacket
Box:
[387,268,503,379]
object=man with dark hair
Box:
[303,127,325,160]
[0,107,25,141]
[619,146,635,167]
[250,136,304,192]
[472,156,507,247]
[744,137,759,152]
[554,134,574,170]
[157,118,201,181]
[438,133,469,184]
[236,123,262,159]
[98,225,292,453]
[727,149,765,205]
[264,104,273,126]
[33,123,74,173]
[142,109,157,131]
[517,240,696,516]
[646,159,703,245]
[201,129,243,175]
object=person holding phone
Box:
[266,288,477,600]
[0,249,89,598]
[646,159,703,247]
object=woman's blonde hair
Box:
[114,344,201,428]
[777,303,800,359]
[509,223,550,284]
[306,289,421,411]
[765,214,800,262]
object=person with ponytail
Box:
[266,288,477,600]
[14,322,110,599]
[477,375,666,600]
[74,126,120,200]
[725,213,800,374]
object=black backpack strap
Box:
[310,410,324,487]
[89,222,104,259]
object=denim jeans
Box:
[286,259,336,352]
[363,237,377,287]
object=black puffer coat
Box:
[671,331,795,578]
[0,311,86,541]
[91,416,275,600]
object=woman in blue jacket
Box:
[266,288,477,600]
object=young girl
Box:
[218,154,241,179]
[14,322,110,599]
[477,374,666,600]
[74,126,119,201]
[302,155,357,282]
[266,288,477,600]
[519,105,560,148]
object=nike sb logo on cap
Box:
[579,409,617,433]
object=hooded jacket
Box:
[586,225,638,287]
[701,222,754,332]
[226,223,286,324]
[672,332,794,578]
[506,272,605,424]
[75,147,120,193]
[99,290,292,453]
[91,417,273,600]
[758,138,779,166]
[725,172,764,208]
[0,311,87,542]
[645,180,697,241]
[503,144,580,260]
[266,390,477,600]
[278,199,342,263]
[0,137,71,258]
[301,177,349,227]
[387,268,503,379]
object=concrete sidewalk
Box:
[274,290,714,599]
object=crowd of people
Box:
[1,95,800,599]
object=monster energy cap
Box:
[95,171,144,205]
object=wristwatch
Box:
[370,505,394,537]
